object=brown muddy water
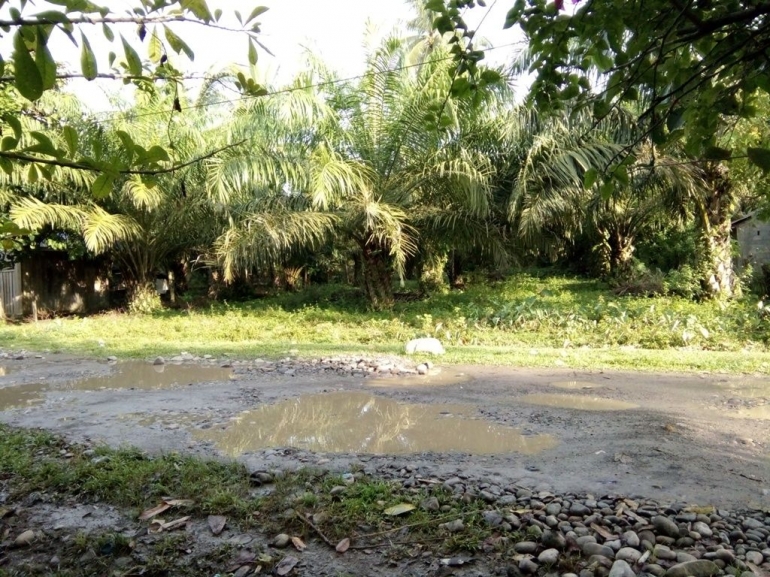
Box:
[0,362,232,411]
[194,391,557,456]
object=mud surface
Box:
[1,353,769,511]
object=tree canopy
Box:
[428,0,770,172]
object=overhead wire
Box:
[88,41,524,125]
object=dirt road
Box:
[1,352,767,510]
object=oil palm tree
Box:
[210,37,497,308]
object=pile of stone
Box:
[403,475,769,577]
[152,352,424,378]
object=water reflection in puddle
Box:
[0,382,48,410]
[69,363,232,391]
[550,380,604,390]
[521,393,638,411]
[195,391,557,456]
[0,362,232,411]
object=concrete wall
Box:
[735,218,770,271]
[21,252,110,316]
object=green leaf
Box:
[425,0,444,11]
[747,147,770,174]
[121,34,142,76]
[248,38,258,66]
[35,27,57,90]
[583,168,599,189]
[143,145,170,163]
[703,146,732,161]
[62,125,78,157]
[80,32,98,80]
[27,131,57,156]
[102,22,114,42]
[164,26,194,60]
[148,29,162,62]
[245,5,268,23]
[92,172,115,199]
[0,157,12,176]
[1,137,18,151]
[181,0,213,21]
[13,30,43,100]
[3,114,22,141]
[599,179,615,200]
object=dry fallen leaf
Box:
[274,555,299,576]
[207,515,227,536]
[291,536,306,552]
[161,516,190,531]
[335,538,350,554]
[164,499,194,507]
[139,503,171,521]
[384,503,416,516]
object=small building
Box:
[732,212,770,272]
[0,250,110,319]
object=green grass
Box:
[2,271,770,373]
[0,425,517,572]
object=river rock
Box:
[693,521,713,537]
[745,551,764,565]
[483,510,503,527]
[542,529,567,550]
[583,543,616,559]
[14,530,35,547]
[665,560,720,577]
[519,557,539,574]
[514,541,539,554]
[609,560,636,577]
[405,338,445,355]
[623,531,641,548]
[653,516,681,538]
[441,519,464,533]
[538,548,560,565]
[421,496,440,512]
[742,519,764,531]
[272,534,290,548]
[616,547,643,564]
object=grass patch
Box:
[0,425,520,564]
[2,272,770,373]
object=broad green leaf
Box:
[214,8,222,21]
[148,29,162,62]
[62,125,78,157]
[121,34,142,76]
[102,23,114,41]
[583,168,599,189]
[0,157,12,176]
[92,172,115,199]
[27,131,57,156]
[13,30,43,100]
[245,5,268,23]
[747,147,770,174]
[35,27,57,90]
[425,0,444,9]
[3,114,22,140]
[1,137,18,151]
[164,26,194,60]
[384,504,415,516]
[248,38,258,66]
[143,145,170,163]
[599,179,615,200]
[80,32,98,80]
[703,146,732,161]
[181,0,212,21]
[27,164,38,184]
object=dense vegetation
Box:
[2,0,770,368]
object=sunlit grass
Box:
[2,271,769,373]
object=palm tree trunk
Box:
[361,244,394,310]
[697,164,737,298]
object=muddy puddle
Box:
[194,391,557,456]
[366,369,472,388]
[727,404,770,420]
[520,393,638,411]
[549,380,604,390]
[0,382,48,410]
[0,363,232,411]
[69,363,232,391]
